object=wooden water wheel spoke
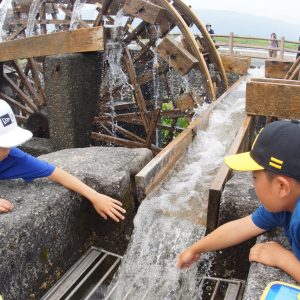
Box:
[145,108,160,147]
[3,73,38,112]
[28,58,46,107]
[12,60,42,106]
[123,47,149,130]
[40,3,47,34]
[105,121,146,143]
[0,92,34,115]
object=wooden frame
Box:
[206,115,254,234]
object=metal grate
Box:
[41,247,122,300]
[42,247,244,300]
[197,276,245,300]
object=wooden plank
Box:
[246,80,300,119]
[220,54,250,75]
[135,128,193,201]
[156,36,198,76]
[0,27,105,62]
[175,92,198,111]
[206,116,253,233]
[123,0,166,24]
[265,59,293,79]
[251,77,300,86]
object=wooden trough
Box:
[135,75,248,203]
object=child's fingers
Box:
[0,206,10,213]
[110,207,125,220]
[107,211,120,222]
[112,199,123,206]
[99,211,107,220]
[112,203,126,213]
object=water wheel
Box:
[0,0,228,151]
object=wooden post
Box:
[229,32,234,55]
[279,36,285,60]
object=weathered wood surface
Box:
[285,55,300,80]
[246,79,300,119]
[206,115,254,233]
[156,36,198,75]
[123,0,166,24]
[175,92,198,111]
[251,77,300,86]
[0,27,104,62]
[135,128,193,202]
[220,54,250,75]
[135,76,247,202]
[265,59,293,79]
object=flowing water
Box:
[26,0,46,37]
[0,0,12,42]
[103,68,264,299]
[69,0,87,31]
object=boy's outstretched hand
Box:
[0,198,13,213]
[90,193,126,222]
[177,247,200,269]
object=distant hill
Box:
[192,9,299,41]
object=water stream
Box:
[69,0,87,31]
[103,68,264,299]
[0,0,12,42]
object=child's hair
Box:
[265,169,300,185]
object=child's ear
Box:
[276,176,291,198]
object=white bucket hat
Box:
[0,99,32,148]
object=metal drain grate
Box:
[41,247,122,300]
[42,247,245,300]
[197,276,245,300]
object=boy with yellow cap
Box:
[178,120,300,282]
[0,99,125,222]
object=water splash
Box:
[69,0,86,31]
[104,69,261,298]
[26,0,47,37]
[0,0,12,42]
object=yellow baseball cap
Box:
[225,120,300,180]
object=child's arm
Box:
[249,241,300,283]
[0,198,13,213]
[48,167,126,222]
[177,215,265,269]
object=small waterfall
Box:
[105,68,263,299]
[0,0,12,42]
[26,0,46,37]
[69,0,86,31]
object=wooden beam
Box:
[220,54,250,75]
[246,79,300,119]
[156,36,198,76]
[206,116,254,234]
[123,0,166,24]
[0,27,105,62]
[265,59,293,79]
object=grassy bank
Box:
[214,36,298,50]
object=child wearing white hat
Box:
[0,100,125,222]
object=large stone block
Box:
[0,147,152,300]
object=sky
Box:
[185,0,300,25]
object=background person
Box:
[269,32,279,58]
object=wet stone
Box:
[0,147,152,300]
